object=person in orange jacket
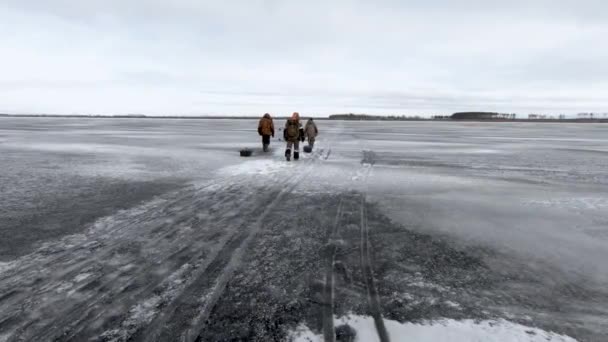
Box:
[257,113,275,152]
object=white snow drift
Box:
[289,315,577,342]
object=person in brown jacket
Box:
[258,113,274,152]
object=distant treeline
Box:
[328,113,427,120]
[451,112,515,120]
[449,112,608,122]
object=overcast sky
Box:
[1,0,607,116]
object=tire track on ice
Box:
[321,199,344,342]
[359,193,390,342]
[317,153,389,342]
[318,153,388,342]
[357,160,390,342]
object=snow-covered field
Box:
[0,117,607,341]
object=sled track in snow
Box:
[1,149,331,342]
[139,183,300,342]
[1,188,192,339]
[69,184,262,341]
[0,177,233,285]
[131,148,327,342]
[1,144,333,342]
[1,180,255,342]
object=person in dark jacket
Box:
[258,113,274,152]
[283,112,302,161]
[304,118,318,148]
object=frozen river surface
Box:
[0,118,607,341]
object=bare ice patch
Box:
[289,315,578,342]
[524,197,608,211]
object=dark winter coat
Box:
[304,119,318,138]
[283,118,302,143]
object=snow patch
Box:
[0,261,15,275]
[74,272,93,282]
[289,315,578,342]
[128,296,162,325]
[219,159,290,176]
[0,332,10,342]
[408,280,450,292]
[289,324,321,342]
[444,300,461,309]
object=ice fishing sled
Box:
[240,148,253,157]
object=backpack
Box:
[286,119,299,139]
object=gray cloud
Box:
[1,0,607,116]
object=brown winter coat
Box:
[258,114,274,136]
[304,119,318,138]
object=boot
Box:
[263,144,268,152]
[294,151,299,160]
[285,149,291,161]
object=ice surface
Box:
[1,118,607,341]
[289,315,578,342]
[0,262,14,275]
